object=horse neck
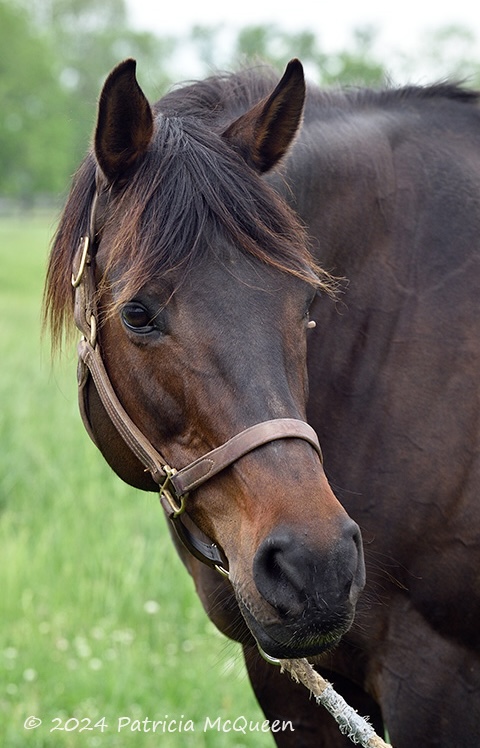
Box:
[277,107,396,277]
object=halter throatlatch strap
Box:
[72,190,324,575]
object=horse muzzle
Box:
[235,518,365,659]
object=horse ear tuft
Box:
[95,59,154,184]
[222,59,305,173]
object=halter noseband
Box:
[71,188,323,577]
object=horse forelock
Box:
[44,91,332,350]
[99,114,329,311]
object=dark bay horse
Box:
[44,58,480,746]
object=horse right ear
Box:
[222,59,305,173]
[95,59,154,184]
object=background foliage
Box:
[2,0,480,201]
[0,217,272,746]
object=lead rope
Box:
[278,658,392,747]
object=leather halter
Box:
[72,189,323,577]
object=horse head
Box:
[45,59,365,660]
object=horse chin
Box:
[238,602,351,660]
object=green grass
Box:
[0,216,272,747]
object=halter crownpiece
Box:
[72,188,324,576]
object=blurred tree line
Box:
[2,0,480,201]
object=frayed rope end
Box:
[280,658,392,748]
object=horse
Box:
[43,58,480,747]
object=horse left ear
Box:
[95,59,154,184]
[222,59,305,173]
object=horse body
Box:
[45,60,480,746]
[280,85,480,744]
[295,84,480,645]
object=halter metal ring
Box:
[159,466,186,518]
[71,235,90,288]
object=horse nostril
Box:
[342,518,365,588]
[349,520,366,597]
[253,522,365,619]
[253,530,308,616]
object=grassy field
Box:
[0,216,272,747]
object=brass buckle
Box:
[89,314,97,348]
[159,466,186,518]
[214,563,230,579]
[71,235,90,288]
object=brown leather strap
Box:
[79,332,322,495]
[78,337,169,485]
[171,419,322,496]
[166,509,227,568]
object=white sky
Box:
[125,0,480,83]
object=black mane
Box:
[156,65,279,124]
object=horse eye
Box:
[121,303,154,332]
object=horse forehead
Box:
[179,254,306,314]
